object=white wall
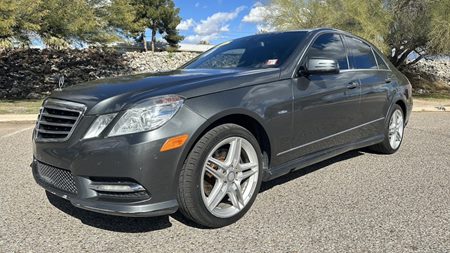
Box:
[177,43,215,52]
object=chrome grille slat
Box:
[38,120,75,127]
[35,99,86,142]
[43,105,84,113]
[41,112,79,120]
[36,129,71,135]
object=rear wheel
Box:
[177,124,262,228]
[369,104,405,154]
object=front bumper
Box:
[32,105,207,217]
[31,159,178,217]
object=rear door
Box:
[343,36,390,137]
[283,33,361,160]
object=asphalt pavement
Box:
[0,112,449,252]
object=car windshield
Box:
[183,32,308,69]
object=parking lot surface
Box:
[1,112,449,252]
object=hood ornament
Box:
[57,75,65,91]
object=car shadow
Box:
[260,150,364,193]
[46,150,365,232]
[46,191,173,233]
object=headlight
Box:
[83,113,117,139]
[108,95,184,137]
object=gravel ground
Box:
[0,112,449,252]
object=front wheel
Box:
[369,104,405,154]
[177,124,262,228]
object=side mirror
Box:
[302,58,339,75]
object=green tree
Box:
[0,0,137,49]
[37,0,117,48]
[428,0,450,54]
[267,0,450,69]
[267,0,390,52]
[0,0,184,50]
[386,0,433,68]
[131,0,183,51]
[107,0,139,34]
[386,0,450,68]
[0,0,42,47]
[161,1,183,49]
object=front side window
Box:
[184,32,308,69]
[305,33,349,70]
[344,36,377,69]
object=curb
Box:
[412,106,449,112]
[0,114,38,124]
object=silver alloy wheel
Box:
[388,109,404,150]
[200,137,259,218]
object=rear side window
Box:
[344,36,377,69]
[306,33,348,70]
[374,51,389,70]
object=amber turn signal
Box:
[160,134,189,152]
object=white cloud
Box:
[177,18,195,31]
[184,34,221,44]
[180,6,247,44]
[256,24,276,32]
[242,2,275,32]
[195,2,200,7]
[242,2,268,23]
[194,6,246,36]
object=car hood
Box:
[49,68,280,115]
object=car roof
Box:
[256,27,342,35]
[226,28,378,51]
[237,28,353,40]
[302,28,378,49]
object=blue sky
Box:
[170,0,269,45]
[31,1,269,48]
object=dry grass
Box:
[0,100,42,114]
[413,93,450,101]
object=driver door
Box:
[282,33,362,161]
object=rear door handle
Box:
[347,81,359,89]
[385,78,392,83]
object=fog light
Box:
[89,183,145,193]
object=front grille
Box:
[35,99,86,142]
[35,161,78,194]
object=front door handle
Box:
[347,81,359,89]
[385,78,392,83]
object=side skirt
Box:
[262,134,384,181]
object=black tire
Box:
[369,104,405,154]
[177,123,263,228]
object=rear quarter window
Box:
[344,36,377,69]
[374,51,389,70]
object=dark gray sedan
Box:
[32,28,413,228]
